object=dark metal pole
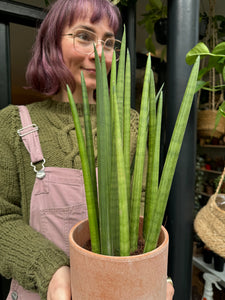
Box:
[165,0,199,299]
[0,22,11,108]
[0,2,46,295]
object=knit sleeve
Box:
[0,105,69,300]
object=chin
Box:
[85,81,97,91]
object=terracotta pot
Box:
[69,217,169,300]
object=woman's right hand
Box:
[166,281,174,299]
[47,266,71,300]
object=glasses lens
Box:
[103,38,120,60]
[72,29,121,60]
[114,40,121,61]
[73,29,96,54]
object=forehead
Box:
[66,14,114,35]
[66,1,118,33]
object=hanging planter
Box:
[197,109,225,139]
[154,18,168,45]
[186,0,225,142]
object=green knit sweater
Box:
[0,99,140,299]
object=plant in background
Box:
[186,0,225,112]
[214,174,225,194]
[186,41,225,134]
[111,0,130,5]
[68,29,199,256]
[186,42,225,106]
[138,0,167,59]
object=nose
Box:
[89,42,103,59]
[96,43,104,55]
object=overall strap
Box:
[17,105,44,164]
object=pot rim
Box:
[69,218,169,261]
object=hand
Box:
[47,266,71,300]
[166,281,174,300]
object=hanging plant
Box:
[138,0,167,58]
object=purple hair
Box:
[26,0,121,96]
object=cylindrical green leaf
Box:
[67,85,100,253]
[130,54,151,252]
[81,72,98,217]
[112,84,130,256]
[144,56,200,252]
[123,49,131,214]
[144,91,163,251]
[116,26,126,136]
[143,69,156,238]
[109,51,120,255]
[95,47,112,255]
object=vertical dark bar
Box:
[0,29,11,297]
[121,0,136,109]
[0,3,45,299]
[165,0,199,299]
[0,22,11,108]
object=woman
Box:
[0,0,174,299]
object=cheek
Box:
[62,43,83,70]
[63,52,81,70]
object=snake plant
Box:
[68,29,200,256]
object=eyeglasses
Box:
[63,28,121,61]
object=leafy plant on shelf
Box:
[186,42,225,96]
[186,41,225,131]
[67,29,199,256]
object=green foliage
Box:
[111,0,137,6]
[216,100,225,129]
[214,173,225,193]
[215,15,225,41]
[219,101,225,118]
[186,42,225,93]
[67,85,100,253]
[129,54,152,252]
[144,56,200,251]
[138,0,167,54]
[68,29,199,256]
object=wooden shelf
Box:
[193,255,225,288]
[199,145,225,149]
[196,191,211,197]
[196,168,222,175]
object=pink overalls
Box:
[7,106,88,300]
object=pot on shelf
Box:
[197,110,225,139]
[154,18,168,45]
[69,216,169,300]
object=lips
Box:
[82,67,96,74]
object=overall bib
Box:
[7,106,88,300]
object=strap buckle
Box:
[31,159,46,179]
[17,124,38,137]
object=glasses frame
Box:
[62,29,121,61]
